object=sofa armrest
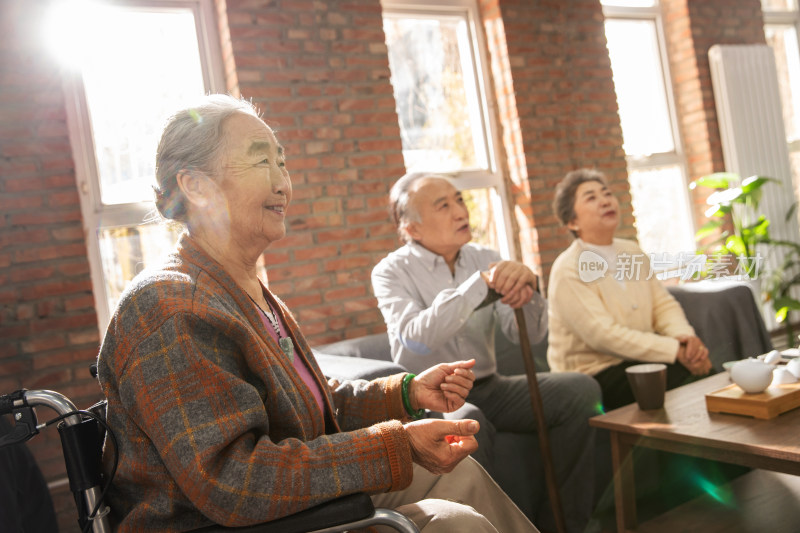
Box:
[314,333,393,362]
[312,351,407,381]
[667,280,773,369]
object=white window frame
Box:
[602,2,696,246]
[61,0,226,332]
[764,2,800,153]
[381,0,513,259]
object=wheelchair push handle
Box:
[0,388,112,533]
[1,388,81,418]
[0,389,26,416]
[0,390,42,447]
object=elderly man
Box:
[372,172,602,533]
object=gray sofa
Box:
[311,280,773,523]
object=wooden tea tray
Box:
[705,381,800,419]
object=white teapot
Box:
[730,359,774,394]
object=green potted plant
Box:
[761,205,800,343]
[691,172,800,346]
[691,172,773,278]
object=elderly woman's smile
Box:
[210,113,293,248]
[264,203,286,215]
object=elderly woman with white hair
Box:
[95,94,536,532]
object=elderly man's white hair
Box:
[389,172,455,243]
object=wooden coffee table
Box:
[589,372,800,533]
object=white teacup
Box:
[730,359,774,394]
[774,367,798,385]
[787,358,800,379]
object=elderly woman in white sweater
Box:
[546,168,712,411]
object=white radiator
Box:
[708,44,800,333]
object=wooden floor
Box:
[635,469,800,533]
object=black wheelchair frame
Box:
[0,388,419,533]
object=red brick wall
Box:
[480,0,632,289]
[0,1,103,530]
[222,0,405,343]
[0,0,785,531]
[662,0,766,228]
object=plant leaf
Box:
[786,202,798,223]
[773,297,800,323]
[695,219,723,240]
[740,175,776,193]
[743,216,770,240]
[707,187,743,206]
[725,235,747,257]
[691,172,737,190]
[704,204,729,218]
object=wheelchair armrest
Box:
[193,492,375,533]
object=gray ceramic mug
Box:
[625,363,667,410]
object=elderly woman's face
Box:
[568,180,619,243]
[212,113,292,248]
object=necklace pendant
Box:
[279,337,294,362]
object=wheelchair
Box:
[0,387,419,533]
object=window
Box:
[764,0,800,202]
[602,0,696,256]
[381,0,511,256]
[47,0,224,330]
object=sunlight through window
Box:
[382,1,510,256]
[603,2,695,256]
[50,0,219,329]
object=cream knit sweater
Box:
[547,238,695,376]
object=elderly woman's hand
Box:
[482,261,538,309]
[404,418,480,474]
[676,335,712,375]
[410,359,476,414]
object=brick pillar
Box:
[221,0,405,343]
[480,0,631,289]
[0,0,102,529]
[661,0,766,227]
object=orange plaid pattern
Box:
[97,234,413,531]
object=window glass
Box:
[384,14,488,173]
[81,10,205,205]
[766,24,800,142]
[763,0,799,11]
[605,18,674,157]
[628,166,696,254]
[463,188,499,251]
[383,4,509,254]
[764,4,800,211]
[603,4,695,255]
[99,225,183,307]
[51,0,219,328]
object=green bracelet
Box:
[401,373,425,419]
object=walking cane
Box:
[515,308,567,533]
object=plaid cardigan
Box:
[97,234,413,531]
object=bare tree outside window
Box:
[383,6,505,253]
